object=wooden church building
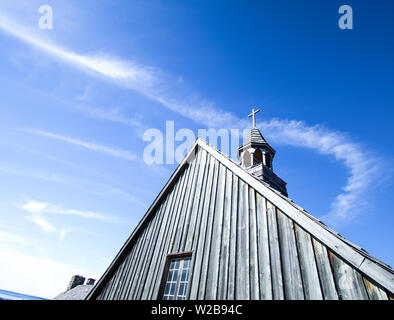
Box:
[87,110,394,300]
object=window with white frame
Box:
[162,255,191,300]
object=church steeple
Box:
[238,108,288,196]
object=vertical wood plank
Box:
[311,238,339,300]
[266,200,284,300]
[165,162,194,256]
[115,244,137,299]
[205,164,226,299]
[184,149,208,252]
[114,232,141,299]
[134,199,168,299]
[134,198,172,299]
[141,186,179,298]
[328,251,369,300]
[122,225,150,299]
[249,187,260,300]
[235,179,250,299]
[105,255,124,299]
[363,277,389,300]
[227,175,238,300]
[277,210,304,300]
[137,202,168,299]
[354,270,371,300]
[116,238,141,299]
[172,152,201,253]
[109,250,129,299]
[179,150,205,252]
[294,224,323,300]
[125,218,154,299]
[198,159,219,299]
[99,275,114,299]
[217,168,233,299]
[130,214,159,299]
[255,193,272,300]
[188,153,215,299]
[184,151,210,300]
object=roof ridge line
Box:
[197,138,394,293]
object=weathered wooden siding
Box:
[94,148,391,300]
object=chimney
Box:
[67,275,85,291]
[86,278,96,286]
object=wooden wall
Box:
[93,148,391,300]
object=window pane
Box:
[181,269,187,281]
[183,258,191,269]
[172,269,179,281]
[178,283,185,296]
[170,283,176,295]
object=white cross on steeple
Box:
[248,108,260,128]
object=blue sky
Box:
[0,0,393,298]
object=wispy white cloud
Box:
[15,127,170,180]
[259,118,383,224]
[0,11,234,129]
[21,200,47,213]
[0,12,386,225]
[25,214,67,239]
[19,128,137,161]
[0,11,156,87]
[20,199,116,223]
[0,164,146,209]
[19,199,121,239]
[17,201,68,238]
[76,83,95,101]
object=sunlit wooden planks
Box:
[92,142,392,300]
[188,153,216,300]
[294,225,323,300]
[363,277,388,300]
[255,193,272,300]
[226,174,239,300]
[277,210,304,300]
[235,179,250,299]
[328,251,369,300]
[311,238,338,300]
[217,169,233,300]
[266,200,284,300]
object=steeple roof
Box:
[243,127,268,146]
[239,126,276,158]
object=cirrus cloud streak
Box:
[0,12,385,225]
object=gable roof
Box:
[54,285,93,300]
[87,138,394,299]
